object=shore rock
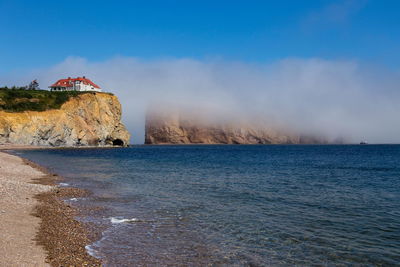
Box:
[145,108,329,145]
[0,92,130,147]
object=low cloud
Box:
[1,56,399,144]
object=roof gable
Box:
[50,77,101,89]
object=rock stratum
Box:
[0,92,130,146]
[145,108,330,145]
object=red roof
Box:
[50,77,100,89]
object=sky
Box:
[1,0,400,69]
[1,0,400,143]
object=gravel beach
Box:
[0,148,101,266]
[0,151,51,267]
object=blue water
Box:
[18,145,400,266]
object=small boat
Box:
[360,141,368,145]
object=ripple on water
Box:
[18,145,400,266]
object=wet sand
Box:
[0,147,101,266]
[0,144,44,150]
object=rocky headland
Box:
[145,107,330,145]
[0,92,130,147]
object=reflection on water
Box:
[20,145,400,266]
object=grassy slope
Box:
[0,88,111,112]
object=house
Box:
[49,76,102,92]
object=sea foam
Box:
[85,245,99,258]
[110,217,138,224]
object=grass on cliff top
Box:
[0,87,112,112]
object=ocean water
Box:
[19,145,400,266]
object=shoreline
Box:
[0,148,102,266]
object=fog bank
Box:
[2,57,400,144]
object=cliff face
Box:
[0,92,130,146]
[145,109,327,145]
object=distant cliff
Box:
[145,108,329,145]
[0,92,130,146]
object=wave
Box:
[85,245,99,258]
[110,217,139,224]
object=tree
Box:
[27,79,39,90]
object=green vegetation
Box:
[0,88,87,112]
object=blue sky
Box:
[1,0,400,72]
[1,0,400,143]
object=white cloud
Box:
[2,56,399,144]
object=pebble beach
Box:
[0,150,51,266]
[0,146,100,267]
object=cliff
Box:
[0,92,130,146]
[145,109,328,145]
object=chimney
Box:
[83,76,86,79]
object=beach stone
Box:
[0,151,51,266]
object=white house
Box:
[49,76,102,92]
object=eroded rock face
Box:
[0,92,130,146]
[145,108,328,145]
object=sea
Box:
[18,145,400,266]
